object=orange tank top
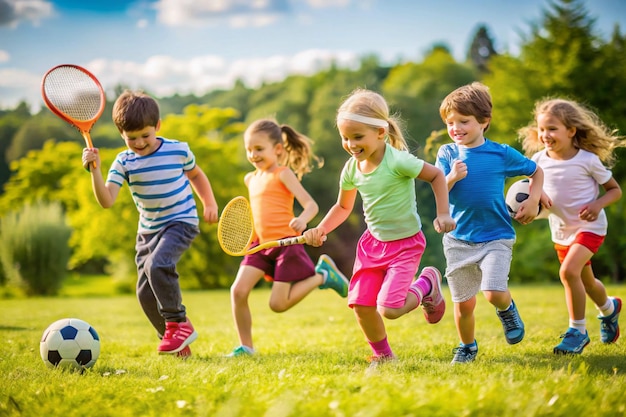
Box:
[248,166,297,243]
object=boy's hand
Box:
[514,199,540,224]
[449,160,467,183]
[82,147,100,171]
[433,214,456,233]
[202,205,219,224]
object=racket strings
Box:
[43,67,102,122]
[218,198,254,254]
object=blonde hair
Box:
[518,98,626,167]
[245,118,322,180]
[337,88,408,151]
[112,90,160,132]
[439,82,492,131]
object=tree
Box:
[467,24,499,73]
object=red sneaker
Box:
[176,345,192,359]
[157,318,197,354]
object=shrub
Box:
[0,201,71,295]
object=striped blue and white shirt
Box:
[106,137,199,233]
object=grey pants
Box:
[135,221,199,337]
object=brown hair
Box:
[518,98,626,167]
[337,88,408,151]
[112,90,160,132]
[439,82,492,131]
[245,119,323,179]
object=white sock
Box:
[597,297,614,317]
[569,319,586,334]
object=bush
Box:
[0,201,71,295]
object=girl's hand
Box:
[433,214,456,233]
[303,227,326,247]
[579,203,601,222]
[289,217,307,234]
[203,204,219,224]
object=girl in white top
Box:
[519,98,626,354]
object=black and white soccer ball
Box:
[40,318,100,370]
[505,179,548,220]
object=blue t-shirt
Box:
[436,139,537,243]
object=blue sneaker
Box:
[316,254,349,297]
[451,341,478,364]
[553,328,590,354]
[496,300,525,344]
[598,297,621,343]
[225,345,254,357]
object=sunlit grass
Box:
[1,284,625,416]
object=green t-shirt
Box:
[341,144,424,241]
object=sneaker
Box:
[598,297,622,343]
[451,342,478,364]
[316,254,349,297]
[366,354,396,369]
[496,300,525,344]
[225,345,254,357]
[553,327,590,355]
[157,318,198,354]
[176,345,192,359]
[419,266,446,324]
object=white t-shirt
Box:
[532,149,613,245]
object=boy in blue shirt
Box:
[436,82,544,364]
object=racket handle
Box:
[81,132,97,169]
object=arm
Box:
[515,166,544,224]
[304,188,357,247]
[417,163,456,233]
[82,147,120,208]
[186,165,219,224]
[579,177,622,222]
[279,169,318,234]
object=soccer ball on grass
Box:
[40,318,100,370]
[505,178,548,220]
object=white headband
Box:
[337,112,389,128]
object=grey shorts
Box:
[443,234,515,303]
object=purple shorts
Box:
[241,241,315,283]
[348,230,426,309]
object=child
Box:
[436,82,544,364]
[227,118,349,357]
[519,98,624,354]
[82,90,219,358]
[304,89,455,367]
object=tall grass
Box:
[1,283,625,416]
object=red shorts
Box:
[241,240,315,283]
[554,232,604,266]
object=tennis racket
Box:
[41,64,106,169]
[217,196,307,256]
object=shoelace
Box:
[500,310,522,331]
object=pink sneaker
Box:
[419,267,446,324]
[157,318,198,354]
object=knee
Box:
[230,283,249,304]
[378,307,401,320]
[268,300,287,313]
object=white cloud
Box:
[0,50,10,62]
[0,0,54,28]
[153,0,289,28]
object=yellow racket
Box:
[217,196,307,256]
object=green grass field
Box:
[1,281,625,417]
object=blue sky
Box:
[1,0,625,111]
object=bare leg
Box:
[230,265,264,349]
[269,273,325,312]
[455,296,477,345]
